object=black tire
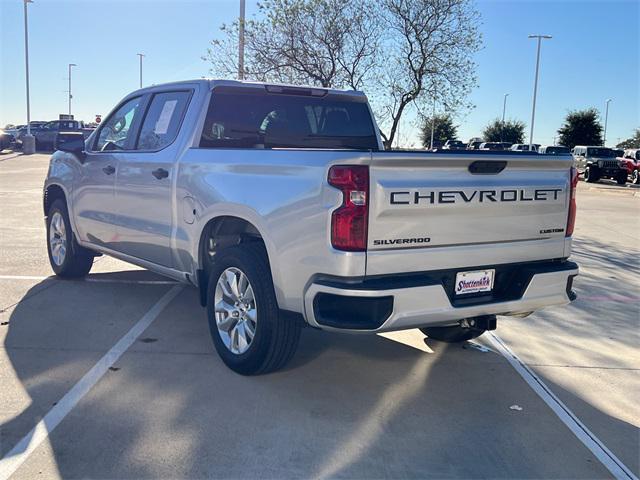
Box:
[46,199,94,278]
[206,243,301,375]
[584,166,599,183]
[616,173,627,185]
[420,324,485,343]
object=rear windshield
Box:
[200,89,378,150]
[587,147,615,157]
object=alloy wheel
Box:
[49,211,67,266]
[214,267,257,355]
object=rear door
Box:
[113,89,192,267]
[366,152,573,275]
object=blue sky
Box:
[1,0,638,146]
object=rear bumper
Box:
[303,260,578,332]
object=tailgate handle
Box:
[468,161,507,175]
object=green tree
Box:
[420,114,458,148]
[616,128,640,149]
[557,109,603,148]
[481,118,525,143]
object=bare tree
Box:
[204,0,381,89]
[203,0,480,149]
[374,0,480,148]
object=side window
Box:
[136,91,191,150]
[94,96,142,151]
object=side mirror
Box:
[55,132,85,161]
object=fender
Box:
[189,203,285,308]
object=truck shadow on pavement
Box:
[1,271,637,478]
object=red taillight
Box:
[566,167,578,237]
[328,165,369,251]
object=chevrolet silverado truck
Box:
[44,79,579,375]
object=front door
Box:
[114,90,192,268]
[72,96,145,249]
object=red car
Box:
[619,149,640,184]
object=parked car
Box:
[32,120,94,151]
[572,146,627,184]
[15,121,47,146]
[619,149,640,184]
[442,140,466,150]
[45,79,578,374]
[511,143,540,152]
[467,140,483,150]
[479,142,506,151]
[539,145,571,155]
[0,129,16,150]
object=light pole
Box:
[137,53,145,88]
[603,98,612,146]
[429,99,436,150]
[501,93,509,142]
[22,0,35,154]
[502,93,509,123]
[68,63,77,116]
[528,34,552,150]
[238,0,246,80]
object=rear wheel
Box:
[46,199,94,277]
[206,243,301,375]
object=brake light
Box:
[328,165,369,251]
[566,167,578,237]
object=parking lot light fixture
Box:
[68,63,77,115]
[502,93,509,123]
[137,53,145,88]
[603,98,612,146]
[22,0,35,154]
[528,34,552,151]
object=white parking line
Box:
[487,332,638,480]
[0,285,183,480]
[0,274,178,285]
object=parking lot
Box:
[0,153,638,479]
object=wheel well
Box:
[197,216,266,306]
[44,185,66,216]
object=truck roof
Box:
[129,78,367,98]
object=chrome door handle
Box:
[102,165,115,175]
[152,168,169,180]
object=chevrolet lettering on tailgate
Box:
[389,188,564,205]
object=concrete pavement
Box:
[1,154,638,479]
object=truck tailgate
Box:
[366,152,573,276]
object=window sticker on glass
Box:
[154,100,178,134]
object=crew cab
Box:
[572,146,627,184]
[44,79,579,375]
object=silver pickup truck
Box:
[44,79,579,374]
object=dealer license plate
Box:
[454,269,495,295]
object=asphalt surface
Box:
[0,153,638,479]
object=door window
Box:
[94,97,142,151]
[136,91,191,150]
